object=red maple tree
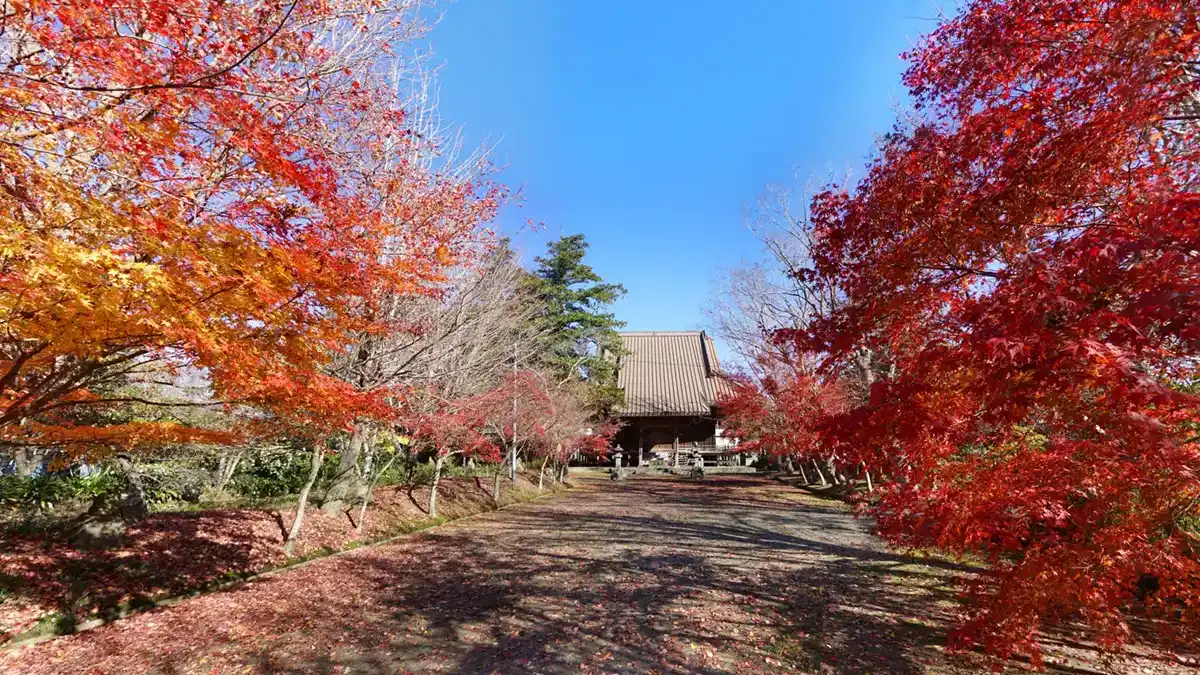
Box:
[780,0,1200,663]
[404,388,500,518]
[719,362,848,482]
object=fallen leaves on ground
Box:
[0,475,553,640]
[1,477,1191,674]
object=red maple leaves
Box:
[1,0,504,451]
[718,368,847,471]
[735,0,1200,664]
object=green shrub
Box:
[1182,514,1200,540]
[374,453,493,488]
[137,460,211,505]
[376,454,414,486]
[230,447,322,498]
[445,459,494,480]
[0,474,63,511]
[72,471,120,502]
[403,460,437,486]
[0,470,119,512]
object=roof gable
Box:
[615,331,732,417]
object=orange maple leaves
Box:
[0,1,500,455]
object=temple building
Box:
[609,331,740,468]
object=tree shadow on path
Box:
[225,477,974,674]
[7,477,1189,675]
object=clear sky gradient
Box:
[426,0,933,343]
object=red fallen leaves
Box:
[0,476,536,641]
[769,0,1200,665]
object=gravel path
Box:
[1,476,1186,674]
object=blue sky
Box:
[426,0,933,343]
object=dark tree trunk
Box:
[285,445,324,557]
[115,453,149,522]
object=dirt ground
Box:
[0,476,1191,674]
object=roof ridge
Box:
[619,330,704,335]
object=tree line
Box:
[0,1,625,554]
[711,0,1199,666]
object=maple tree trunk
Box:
[812,459,828,486]
[285,445,324,558]
[538,455,549,491]
[361,440,376,478]
[428,453,447,519]
[321,427,366,514]
[492,463,502,504]
[9,446,44,477]
[509,425,518,481]
[799,463,809,485]
[355,451,397,535]
[826,457,844,485]
[509,362,519,482]
[854,346,876,391]
[213,450,243,496]
[863,462,874,493]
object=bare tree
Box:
[708,181,842,377]
[321,243,545,514]
[708,177,892,399]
